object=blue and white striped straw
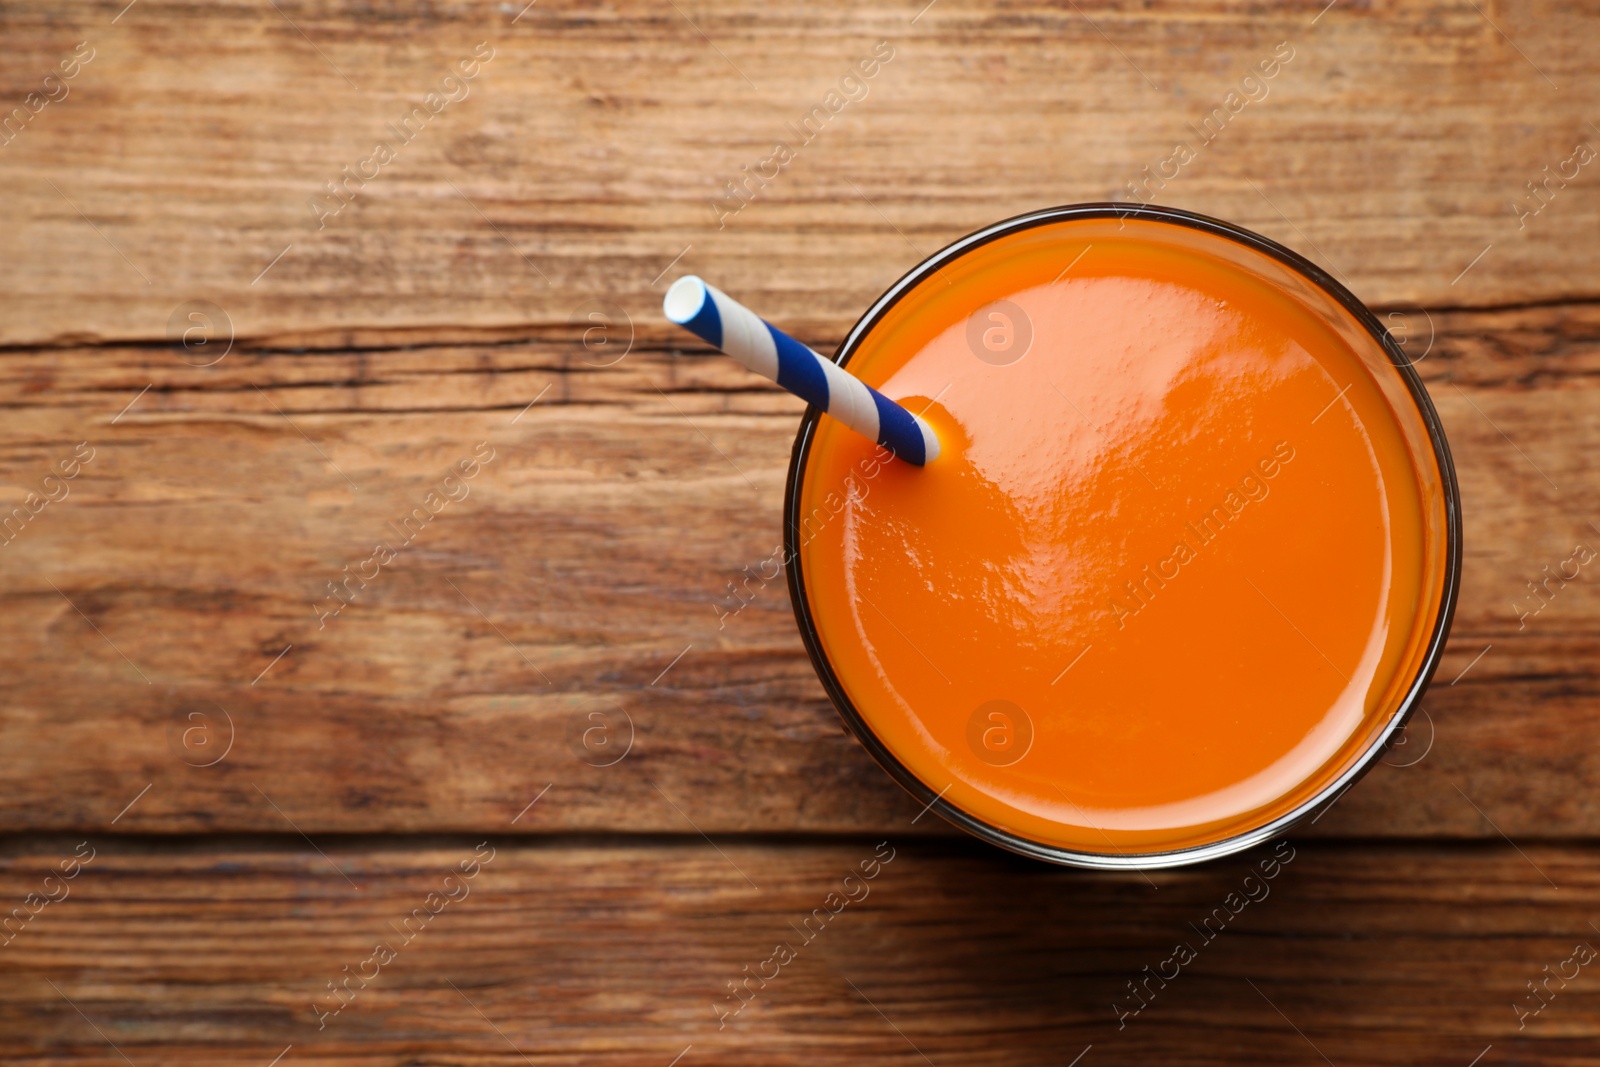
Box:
[663,276,940,466]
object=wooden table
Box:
[2,1,1598,1063]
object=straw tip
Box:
[663,275,708,324]
[918,419,942,464]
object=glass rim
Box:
[782,201,1464,869]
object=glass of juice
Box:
[785,204,1461,868]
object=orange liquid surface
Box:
[798,217,1449,855]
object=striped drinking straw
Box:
[663,276,941,466]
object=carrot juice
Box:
[787,207,1458,864]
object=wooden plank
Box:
[0,302,1596,837]
[0,0,1598,348]
[0,837,1595,1064]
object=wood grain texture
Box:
[0,837,1596,1065]
[0,303,1596,836]
[5,2,1597,1064]
[0,0,1598,349]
